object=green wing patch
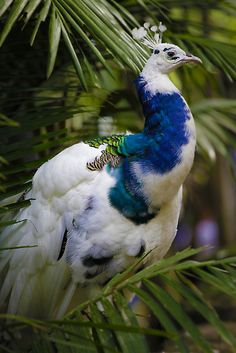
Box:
[85,134,125,171]
[85,134,125,156]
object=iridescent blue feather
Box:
[108,75,190,223]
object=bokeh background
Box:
[1,1,236,352]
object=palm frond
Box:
[1,2,236,352]
[1,248,236,352]
[0,0,144,88]
[192,99,236,161]
[1,0,236,85]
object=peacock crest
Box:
[132,21,167,49]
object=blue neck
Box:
[134,75,190,174]
[108,75,190,224]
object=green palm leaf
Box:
[1,249,236,352]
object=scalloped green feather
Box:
[85,134,125,156]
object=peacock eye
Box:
[167,51,176,58]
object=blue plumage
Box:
[108,75,191,222]
[136,75,190,174]
[108,159,155,224]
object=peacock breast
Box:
[132,89,196,206]
[138,111,196,206]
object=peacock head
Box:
[147,43,202,74]
[132,22,202,75]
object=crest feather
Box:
[132,21,167,49]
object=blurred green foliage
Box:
[1,1,236,352]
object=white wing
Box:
[0,142,104,318]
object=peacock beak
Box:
[181,53,202,64]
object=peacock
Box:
[0,23,201,319]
